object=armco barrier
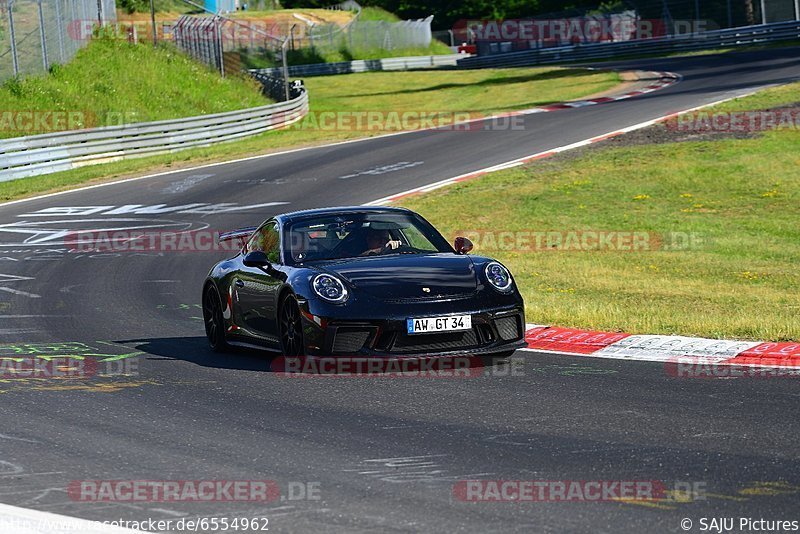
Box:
[0,85,308,183]
[252,54,467,78]
[457,20,800,69]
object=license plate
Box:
[407,315,472,335]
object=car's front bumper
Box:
[298,302,526,357]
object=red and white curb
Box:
[522,325,800,370]
[531,71,680,112]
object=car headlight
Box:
[485,262,513,292]
[312,273,349,303]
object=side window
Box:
[247,222,281,263]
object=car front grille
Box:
[331,328,373,353]
[389,329,480,353]
[494,316,522,341]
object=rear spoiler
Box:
[219,226,258,244]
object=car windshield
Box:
[285,212,453,263]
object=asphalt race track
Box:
[1,48,799,533]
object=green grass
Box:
[302,67,618,115]
[358,7,401,22]
[275,41,452,67]
[309,42,454,63]
[0,66,620,202]
[0,35,269,138]
[399,82,800,341]
[263,40,453,68]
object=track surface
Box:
[1,49,799,533]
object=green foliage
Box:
[118,0,149,14]
[358,6,401,21]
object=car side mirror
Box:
[243,250,271,269]
[454,236,473,254]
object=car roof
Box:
[276,206,413,224]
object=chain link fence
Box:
[174,13,285,74]
[174,0,434,76]
[301,17,433,54]
[0,0,116,82]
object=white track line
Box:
[0,287,41,298]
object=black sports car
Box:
[202,206,526,358]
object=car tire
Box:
[279,293,305,357]
[203,285,230,353]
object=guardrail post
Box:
[215,14,225,77]
[6,0,19,77]
[96,0,102,26]
[37,0,49,71]
[281,37,290,101]
[795,0,799,20]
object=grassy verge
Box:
[0,35,269,138]
[0,66,620,202]
[358,7,401,22]
[400,82,800,341]
[282,41,454,66]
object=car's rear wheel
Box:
[203,285,229,352]
[279,294,305,357]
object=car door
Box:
[233,221,283,345]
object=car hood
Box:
[316,253,477,299]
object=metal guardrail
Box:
[457,20,800,68]
[0,84,309,183]
[253,54,468,78]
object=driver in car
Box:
[361,228,402,256]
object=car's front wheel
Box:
[279,293,305,357]
[203,285,229,352]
